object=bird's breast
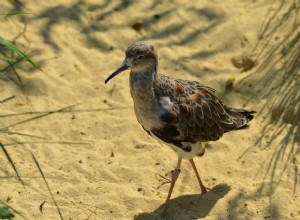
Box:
[133,96,174,132]
[133,101,160,132]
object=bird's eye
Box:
[137,55,144,61]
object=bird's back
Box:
[151,73,255,149]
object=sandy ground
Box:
[0,0,299,219]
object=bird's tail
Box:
[231,108,256,121]
[230,108,256,130]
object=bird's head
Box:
[105,41,157,84]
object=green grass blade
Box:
[0,12,31,16]
[1,103,82,129]
[0,38,41,71]
[0,201,29,220]
[0,207,15,219]
[0,143,24,184]
[0,55,16,62]
[31,153,64,220]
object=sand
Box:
[0,0,299,219]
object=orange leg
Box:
[161,156,182,217]
[189,158,209,194]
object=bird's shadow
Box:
[134,184,230,220]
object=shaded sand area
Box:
[0,0,299,219]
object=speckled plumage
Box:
[105,41,255,217]
[152,75,255,150]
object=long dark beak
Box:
[105,62,129,84]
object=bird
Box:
[105,41,255,217]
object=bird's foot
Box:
[200,186,210,195]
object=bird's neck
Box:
[129,70,156,105]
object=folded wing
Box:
[151,77,255,150]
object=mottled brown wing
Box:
[151,75,255,150]
[174,79,254,142]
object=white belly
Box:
[169,142,205,159]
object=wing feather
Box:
[152,75,255,151]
